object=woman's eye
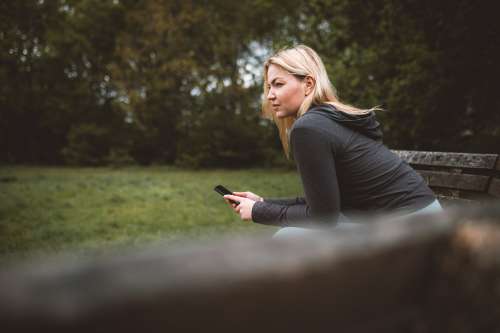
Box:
[274,82,283,87]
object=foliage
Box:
[62,123,111,165]
[1,0,498,167]
[0,0,126,163]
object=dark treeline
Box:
[1,0,499,167]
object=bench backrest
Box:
[392,150,500,205]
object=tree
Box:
[0,0,128,164]
[2,0,498,166]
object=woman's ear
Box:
[304,76,315,96]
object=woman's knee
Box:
[272,221,361,239]
[272,227,318,239]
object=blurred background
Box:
[1,0,499,259]
[1,0,499,168]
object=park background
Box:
[1,0,499,260]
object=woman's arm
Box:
[264,197,306,206]
[231,191,306,206]
[224,192,307,226]
[251,125,341,227]
[291,125,341,225]
[251,200,310,226]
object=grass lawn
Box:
[0,166,302,262]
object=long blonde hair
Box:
[262,44,381,158]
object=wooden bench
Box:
[393,150,500,205]
[1,204,500,332]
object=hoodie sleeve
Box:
[251,125,341,227]
[251,198,308,227]
[290,125,341,225]
[251,200,312,227]
[263,197,307,205]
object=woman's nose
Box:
[267,89,275,100]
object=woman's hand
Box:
[224,194,257,221]
[232,191,263,202]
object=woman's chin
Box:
[275,111,288,118]
[276,111,296,119]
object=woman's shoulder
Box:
[293,109,332,128]
[291,115,330,141]
[290,112,351,155]
[292,109,349,136]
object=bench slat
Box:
[393,150,498,169]
[488,178,500,197]
[417,170,490,191]
[436,195,476,207]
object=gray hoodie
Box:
[252,103,435,227]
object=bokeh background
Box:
[2,0,499,168]
[1,0,499,259]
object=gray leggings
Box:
[272,199,443,239]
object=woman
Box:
[224,45,442,236]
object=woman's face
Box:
[266,64,308,118]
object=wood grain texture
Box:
[393,150,498,169]
[417,170,490,191]
[488,178,500,197]
[436,195,476,206]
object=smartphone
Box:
[214,185,240,205]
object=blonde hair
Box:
[262,44,381,158]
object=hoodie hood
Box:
[307,103,383,141]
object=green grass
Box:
[0,166,302,261]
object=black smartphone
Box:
[214,185,239,205]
